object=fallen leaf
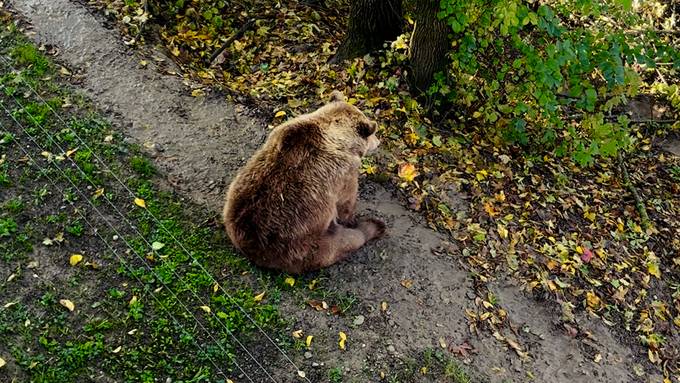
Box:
[497,224,508,239]
[93,188,105,199]
[400,279,413,288]
[112,346,122,354]
[151,241,165,251]
[581,247,593,263]
[0,357,5,368]
[647,253,661,278]
[438,336,447,349]
[213,283,219,293]
[307,300,328,311]
[338,331,347,350]
[381,301,388,311]
[398,163,418,182]
[134,198,146,208]
[69,253,83,266]
[191,88,205,97]
[284,277,295,287]
[200,305,211,313]
[297,371,306,378]
[305,335,313,348]
[253,291,265,302]
[449,341,473,357]
[59,299,75,312]
[292,329,303,338]
[585,291,600,309]
[274,110,286,118]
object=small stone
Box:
[112,235,119,240]
[386,345,396,354]
[312,362,319,367]
[304,351,312,359]
[353,315,365,326]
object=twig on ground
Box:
[617,152,651,230]
[208,19,254,66]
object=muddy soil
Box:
[6,0,651,381]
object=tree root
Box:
[617,152,651,230]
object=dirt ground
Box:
[5,0,662,382]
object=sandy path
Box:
[7,0,641,381]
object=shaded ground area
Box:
[1,1,664,382]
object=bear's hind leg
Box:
[303,218,385,273]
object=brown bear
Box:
[223,91,385,274]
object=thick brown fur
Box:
[223,91,385,274]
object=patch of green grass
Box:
[0,216,17,237]
[130,155,155,178]
[2,196,24,214]
[10,43,49,77]
[382,348,475,383]
[65,220,84,237]
[0,161,11,186]
[0,21,288,383]
[328,366,343,382]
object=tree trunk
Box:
[409,0,449,93]
[332,0,403,63]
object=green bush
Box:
[434,0,679,165]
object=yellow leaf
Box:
[420,366,427,374]
[284,277,295,287]
[200,305,211,313]
[338,331,347,350]
[398,163,418,182]
[305,335,313,348]
[647,252,661,278]
[400,279,413,288]
[274,110,286,118]
[171,46,180,56]
[674,316,680,328]
[583,211,596,222]
[65,148,78,157]
[497,224,508,239]
[253,291,265,302]
[69,253,83,266]
[292,329,303,338]
[381,301,388,311]
[585,291,600,309]
[129,295,138,305]
[0,356,5,368]
[647,262,661,278]
[134,198,146,208]
[59,299,75,312]
[475,169,488,181]
[112,346,122,354]
[213,283,219,293]
[93,188,105,199]
[191,89,205,97]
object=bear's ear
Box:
[329,90,345,103]
[281,121,323,150]
[356,121,377,138]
